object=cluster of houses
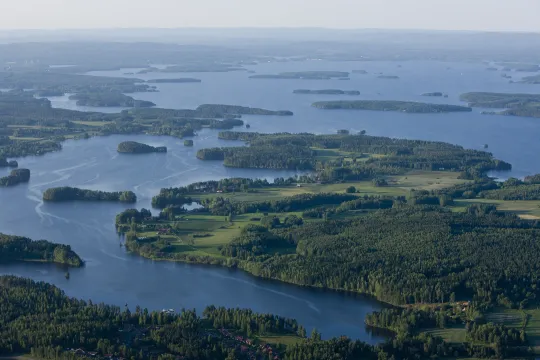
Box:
[218,328,280,360]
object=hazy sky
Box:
[3,0,539,32]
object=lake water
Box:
[1,59,540,342]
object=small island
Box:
[421,92,444,97]
[311,100,472,113]
[519,74,540,84]
[0,233,83,267]
[34,89,65,97]
[69,92,156,108]
[43,187,137,203]
[184,140,194,147]
[377,75,400,79]
[250,71,349,80]
[117,141,167,154]
[293,89,360,95]
[147,78,202,84]
[0,168,30,187]
[0,158,18,168]
[352,70,368,74]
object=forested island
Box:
[43,187,137,203]
[311,100,472,113]
[0,157,18,168]
[146,78,202,83]
[138,64,244,73]
[377,75,400,79]
[293,89,360,95]
[184,139,194,146]
[69,92,156,108]
[0,234,83,266]
[495,62,540,72]
[196,104,294,116]
[250,71,349,80]
[421,92,446,97]
[352,70,368,74]
[0,168,30,186]
[520,74,540,84]
[117,141,167,154]
[460,92,540,118]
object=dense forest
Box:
[3,275,520,360]
[117,141,167,154]
[311,100,472,113]
[0,234,83,266]
[199,132,510,178]
[43,187,137,203]
[461,92,540,118]
[195,104,293,116]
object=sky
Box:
[3,0,540,32]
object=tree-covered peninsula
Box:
[43,187,137,203]
[460,92,540,118]
[196,104,293,116]
[69,92,156,108]
[311,100,472,113]
[250,71,349,80]
[117,141,167,154]
[0,168,30,187]
[146,78,202,83]
[293,89,360,95]
[197,132,509,176]
[0,234,83,266]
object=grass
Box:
[486,308,540,346]
[425,326,467,343]
[136,212,306,258]
[453,199,540,219]
[72,120,108,127]
[258,334,303,347]
[193,171,467,204]
[8,136,43,141]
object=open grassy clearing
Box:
[193,171,467,203]
[486,308,540,346]
[424,326,467,343]
[135,212,306,258]
[453,199,540,219]
[71,120,108,127]
[258,334,304,347]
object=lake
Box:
[1,59,540,342]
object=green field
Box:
[454,199,540,219]
[72,120,109,127]
[258,334,304,347]
[425,326,467,343]
[193,171,467,204]
[136,212,305,258]
[486,308,540,346]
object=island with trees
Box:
[69,92,156,108]
[293,89,360,95]
[495,62,540,72]
[184,139,194,146]
[352,70,368,74]
[0,234,83,266]
[311,100,472,113]
[146,78,202,83]
[250,71,349,80]
[0,168,30,187]
[117,141,167,154]
[421,92,447,97]
[196,104,293,116]
[377,75,400,79]
[0,157,18,168]
[460,92,540,118]
[520,74,540,84]
[43,187,137,203]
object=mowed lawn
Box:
[454,199,540,219]
[486,308,540,346]
[137,212,305,258]
[194,171,467,203]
